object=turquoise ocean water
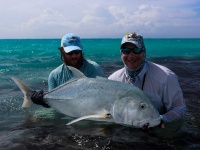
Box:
[0,39,200,149]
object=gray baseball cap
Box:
[121,33,146,51]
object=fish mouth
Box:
[132,120,149,128]
[132,117,161,129]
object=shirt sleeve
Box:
[161,73,187,122]
[48,71,57,91]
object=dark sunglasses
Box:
[121,47,142,55]
[66,50,81,55]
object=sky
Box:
[0,0,200,39]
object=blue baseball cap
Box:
[61,33,83,53]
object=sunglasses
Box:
[121,47,142,55]
[66,50,81,55]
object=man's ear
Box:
[58,47,65,53]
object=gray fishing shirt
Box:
[108,61,187,122]
[48,59,104,91]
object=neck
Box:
[125,60,146,83]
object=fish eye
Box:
[140,103,146,109]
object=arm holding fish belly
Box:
[160,73,187,123]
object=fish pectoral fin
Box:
[66,113,111,125]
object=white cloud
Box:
[0,0,199,38]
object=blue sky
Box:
[0,0,200,38]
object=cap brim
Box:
[121,41,139,48]
[63,46,82,53]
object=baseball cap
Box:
[121,33,146,51]
[61,33,83,53]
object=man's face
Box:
[121,43,145,70]
[60,48,83,69]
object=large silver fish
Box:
[11,66,161,128]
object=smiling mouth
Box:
[127,59,138,63]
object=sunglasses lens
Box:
[133,48,142,54]
[121,48,142,54]
[121,48,131,54]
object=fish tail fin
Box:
[11,76,33,108]
[66,114,111,125]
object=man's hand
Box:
[31,90,50,108]
[160,122,165,128]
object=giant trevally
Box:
[11,66,161,128]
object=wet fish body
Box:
[11,67,161,128]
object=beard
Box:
[64,55,84,69]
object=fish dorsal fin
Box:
[66,114,111,125]
[67,66,85,79]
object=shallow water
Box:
[1,56,200,149]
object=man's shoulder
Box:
[111,67,125,74]
[49,64,66,75]
[147,61,176,82]
[81,59,104,77]
[108,68,125,80]
[84,59,99,67]
[147,61,174,75]
[83,59,102,70]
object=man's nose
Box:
[128,51,135,57]
[71,53,78,58]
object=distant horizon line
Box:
[0,37,200,40]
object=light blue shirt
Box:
[48,59,104,91]
[108,61,187,122]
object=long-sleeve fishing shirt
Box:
[108,61,187,123]
[48,59,104,91]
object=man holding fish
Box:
[29,32,186,128]
[108,32,187,124]
[31,33,105,108]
